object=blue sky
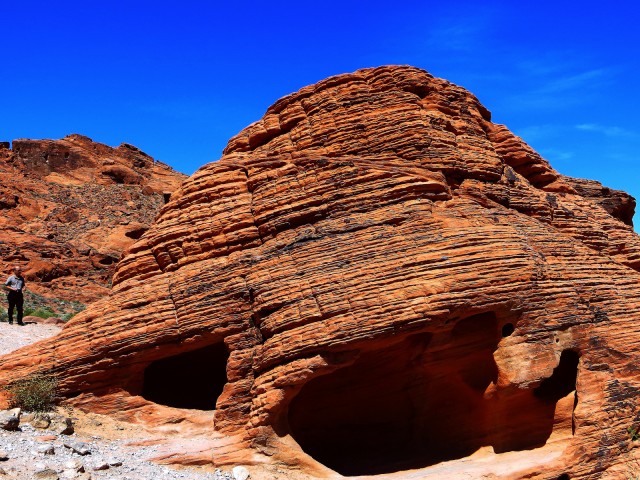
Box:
[2,1,639,222]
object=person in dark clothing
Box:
[4,266,25,326]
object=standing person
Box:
[4,266,25,326]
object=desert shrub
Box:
[23,306,56,319]
[4,373,58,412]
[1,292,86,323]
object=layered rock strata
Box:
[1,67,640,479]
[0,135,185,305]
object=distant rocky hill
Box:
[0,134,186,316]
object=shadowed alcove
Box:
[141,342,229,410]
[287,313,579,476]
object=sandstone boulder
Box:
[0,408,20,431]
[0,66,639,478]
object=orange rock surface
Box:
[0,135,185,305]
[2,66,640,478]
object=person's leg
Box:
[16,294,24,325]
[7,295,15,324]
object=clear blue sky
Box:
[2,1,639,223]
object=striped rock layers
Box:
[1,66,640,479]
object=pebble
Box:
[32,413,53,429]
[64,459,85,472]
[232,466,251,480]
[0,409,21,431]
[214,469,234,480]
[92,461,109,471]
[51,416,75,435]
[64,441,92,456]
[34,467,59,479]
[37,443,55,455]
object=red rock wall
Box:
[0,135,186,305]
[1,67,639,479]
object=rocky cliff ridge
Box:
[0,134,186,310]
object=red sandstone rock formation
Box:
[0,135,186,307]
[1,67,640,479]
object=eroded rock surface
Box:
[0,135,185,306]
[1,66,640,479]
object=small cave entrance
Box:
[141,342,229,410]
[490,348,580,453]
[535,350,579,401]
[287,313,580,476]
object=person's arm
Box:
[3,278,16,292]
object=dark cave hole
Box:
[98,256,117,266]
[557,474,570,480]
[141,342,229,410]
[501,322,515,337]
[125,227,147,240]
[534,350,579,402]
[287,314,580,476]
[288,313,501,476]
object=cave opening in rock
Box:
[490,348,580,453]
[287,313,502,476]
[535,350,579,401]
[287,314,580,476]
[142,342,229,410]
[501,322,515,337]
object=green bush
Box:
[0,294,86,323]
[23,306,56,319]
[4,374,58,412]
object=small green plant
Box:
[4,373,58,412]
[61,311,77,322]
[629,425,640,442]
[23,306,56,319]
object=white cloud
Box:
[575,123,637,137]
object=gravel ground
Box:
[0,321,62,356]
[0,419,236,479]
